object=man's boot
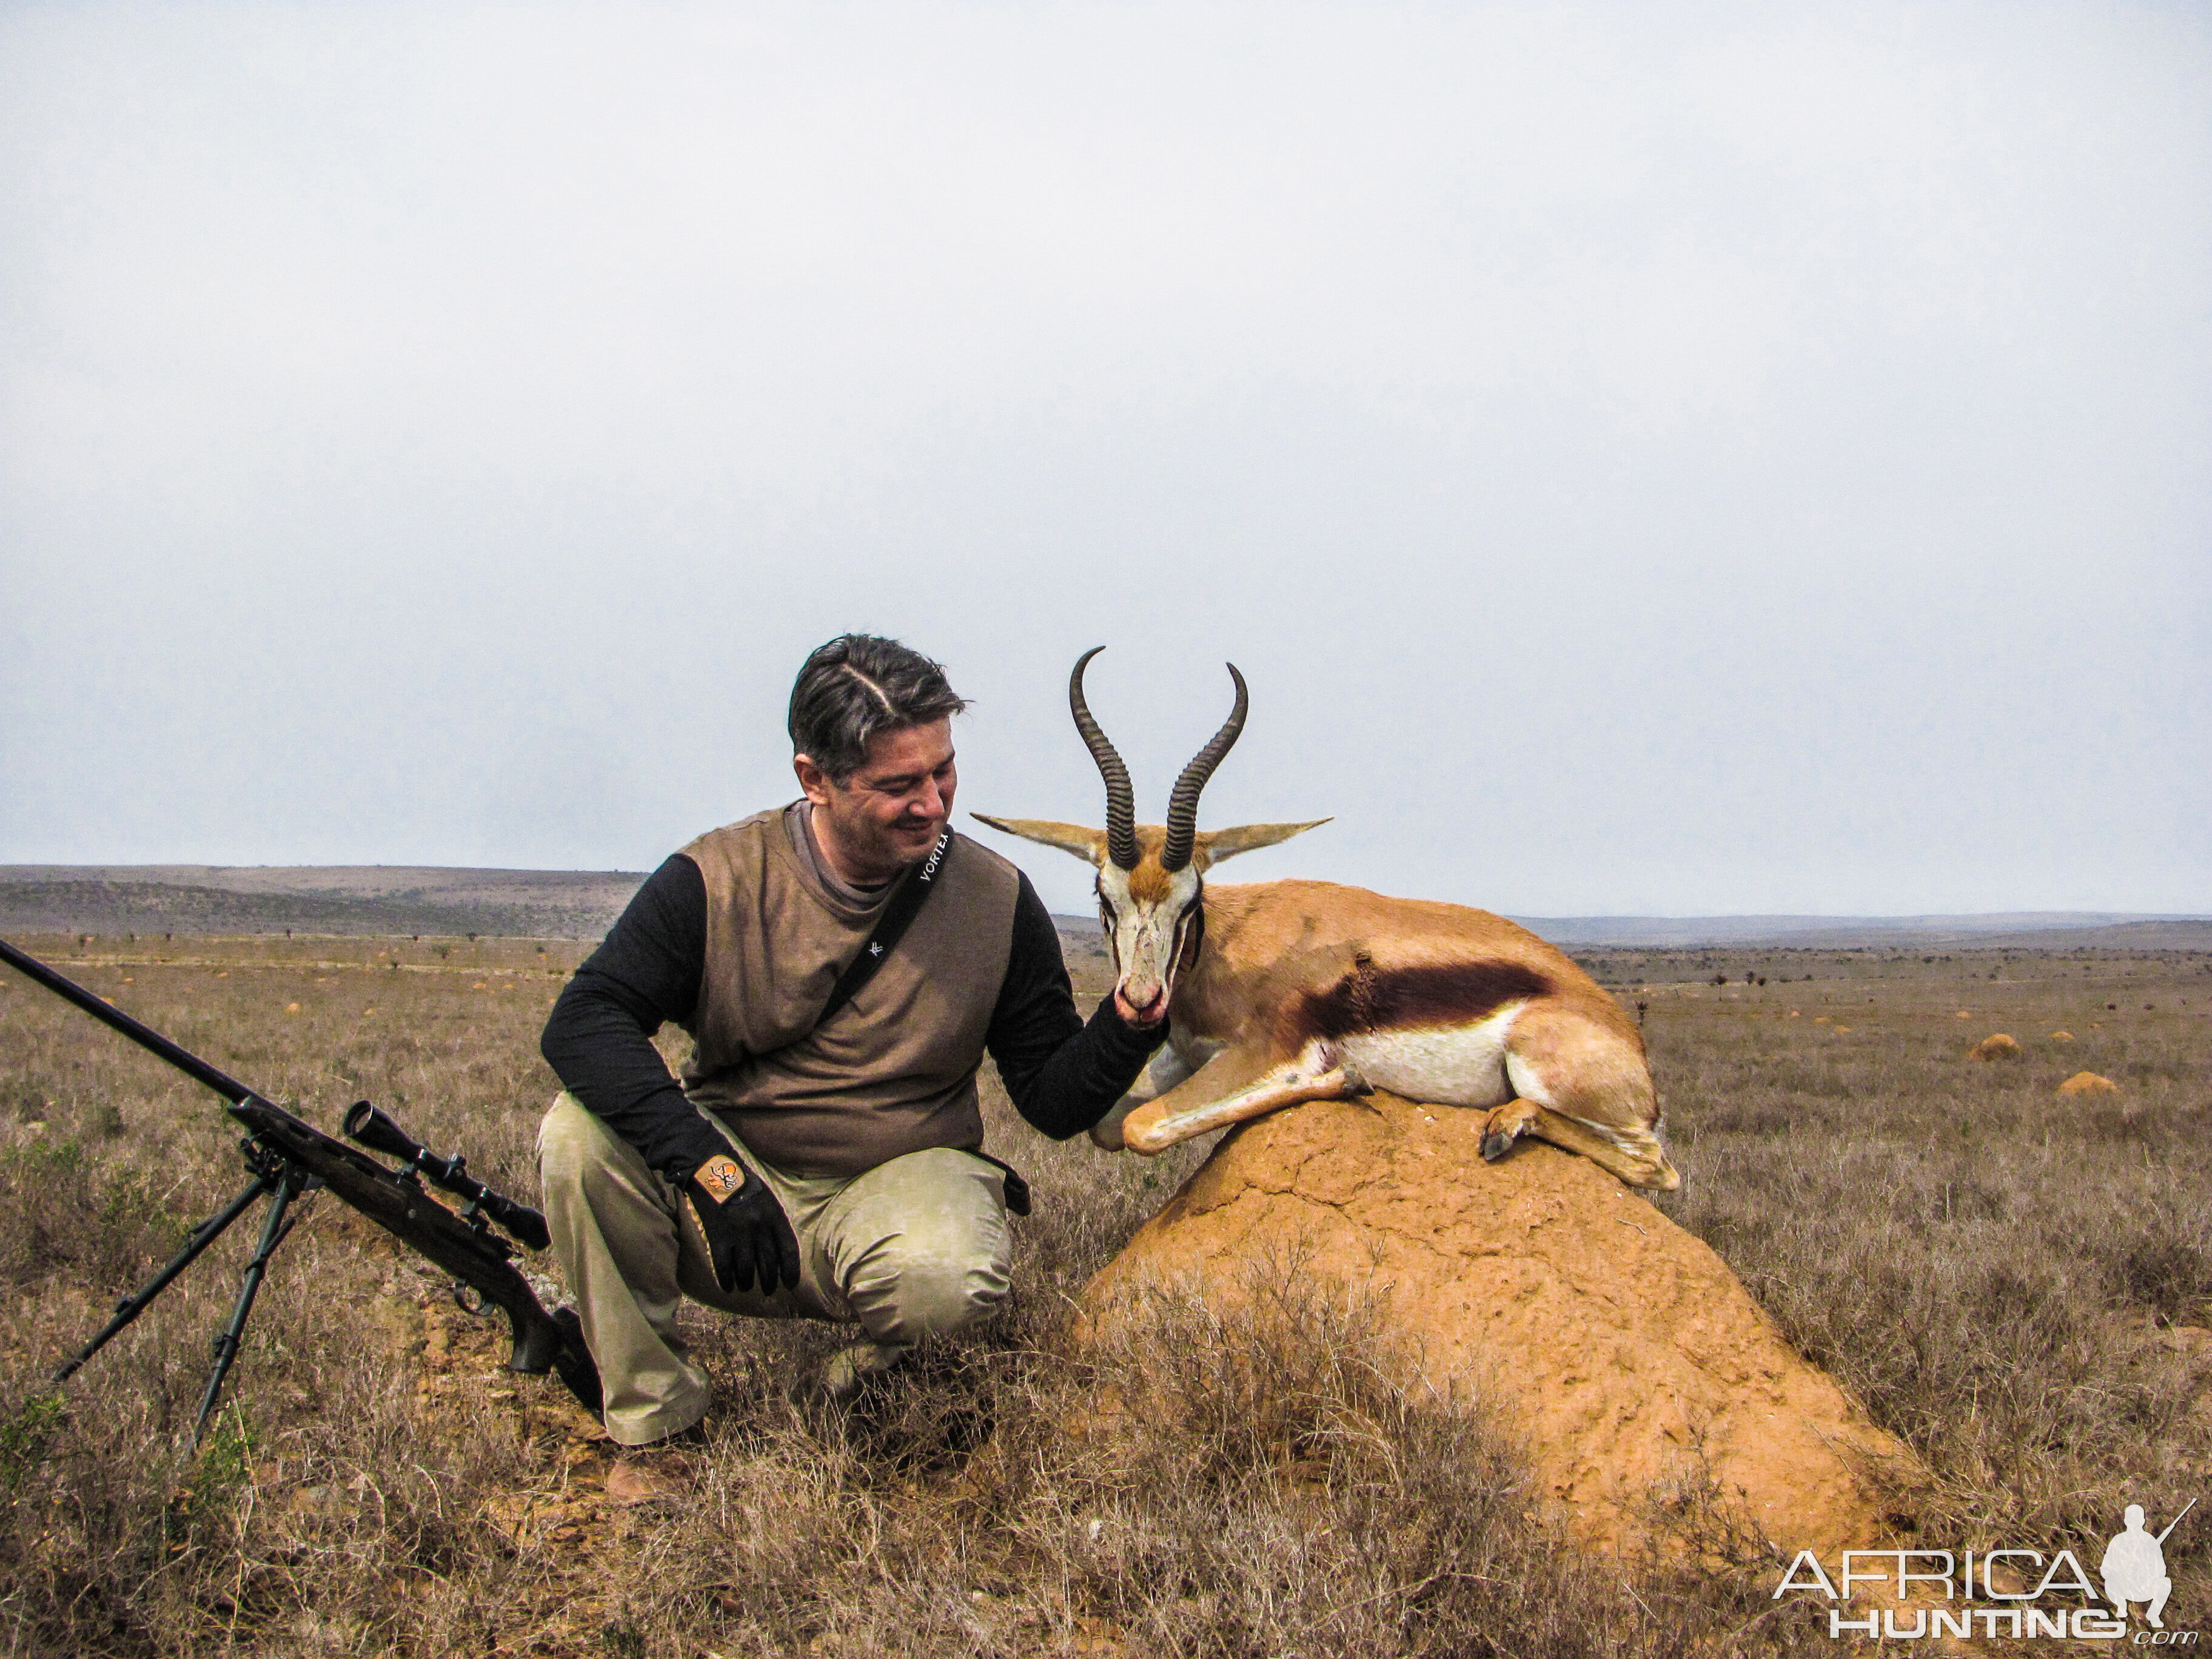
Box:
[787,1340,905,1419]
[603,1421,705,1508]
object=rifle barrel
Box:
[2156,1496,2196,1546]
[0,937,253,1104]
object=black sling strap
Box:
[807,827,1032,1216]
[815,827,953,1028]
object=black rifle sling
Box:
[806,830,1032,1217]
[814,828,953,1028]
[973,1150,1032,1217]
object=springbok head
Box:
[974,648,1328,1022]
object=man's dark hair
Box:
[788,635,970,782]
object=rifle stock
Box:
[229,1096,598,1409]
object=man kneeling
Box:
[537,635,1163,1501]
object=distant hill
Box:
[1,866,2203,951]
[0,865,645,940]
[1517,911,2212,951]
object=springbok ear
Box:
[1193,819,1332,870]
[970,814,1109,866]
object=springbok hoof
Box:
[1088,1098,1138,1151]
[1479,1099,1538,1164]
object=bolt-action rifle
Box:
[0,937,600,1440]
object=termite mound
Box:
[1081,1088,1930,1563]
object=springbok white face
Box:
[973,649,1326,1024]
[1094,846,1201,1022]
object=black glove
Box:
[685,1153,800,1296]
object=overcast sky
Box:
[2,2,2206,919]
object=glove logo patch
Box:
[695,1156,745,1201]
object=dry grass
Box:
[0,932,2205,1655]
[1641,947,2212,1560]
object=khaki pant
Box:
[537,1093,1012,1445]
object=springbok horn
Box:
[1070,648,1139,871]
[1161,663,1248,872]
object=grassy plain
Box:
[0,932,2206,1656]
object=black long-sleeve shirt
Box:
[541,853,1161,1180]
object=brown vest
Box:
[678,808,1021,1176]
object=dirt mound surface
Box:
[1083,1090,1929,1557]
[2058,1070,2120,1095]
[1969,1033,2022,1060]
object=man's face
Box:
[796,718,957,885]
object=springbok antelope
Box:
[974,650,1680,1191]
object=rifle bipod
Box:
[2,936,603,1433]
[52,1133,324,1444]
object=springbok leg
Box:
[1120,1041,1362,1156]
[1088,1038,1207,1150]
[1500,1005,1681,1191]
[1481,1098,1680,1191]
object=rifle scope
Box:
[343,1101,552,1252]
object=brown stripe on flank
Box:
[1297,959,1550,1042]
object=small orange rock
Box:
[285,1002,301,1013]
[1969,1034,2021,1061]
[1954,1010,1971,1019]
[2057,1071,2119,1096]
[2049,1030,2073,1042]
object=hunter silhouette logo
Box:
[1772,1497,2197,1641]
[2105,1500,2191,1632]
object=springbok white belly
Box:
[1339,1002,1526,1108]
